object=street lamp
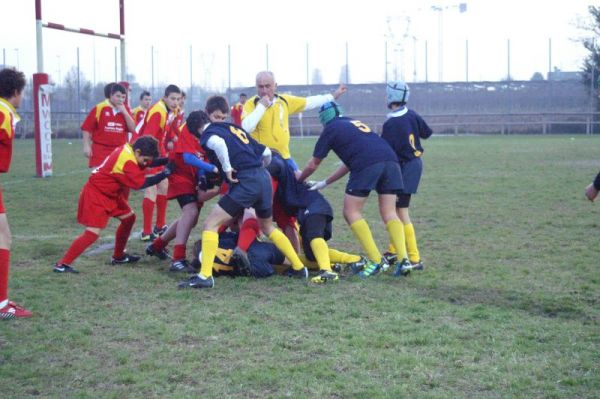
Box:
[431,3,467,82]
[13,48,19,70]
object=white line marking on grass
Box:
[1,169,90,186]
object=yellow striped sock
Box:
[309,238,331,271]
[386,219,407,259]
[269,229,304,270]
[350,219,381,263]
[200,230,218,278]
[404,223,420,263]
[328,248,361,263]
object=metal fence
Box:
[15,110,600,139]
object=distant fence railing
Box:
[14,111,600,139]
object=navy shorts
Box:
[345,161,404,197]
[218,168,273,218]
[399,157,423,194]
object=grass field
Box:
[1,135,599,398]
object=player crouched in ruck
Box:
[266,151,367,283]
[53,136,174,273]
[178,96,307,289]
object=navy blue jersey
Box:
[200,122,265,172]
[313,116,398,172]
[267,153,333,218]
[382,108,432,162]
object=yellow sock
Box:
[269,229,304,270]
[200,230,218,278]
[309,238,331,271]
[386,220,407,259]
[387,243,396,254]
[350,219,381,263]
[298,254,320,271]
[328,248,361,264]
[404,223,420,263]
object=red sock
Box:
[142,198,155,234]
[173,244,186,261]
[152,236,167,250]
[237,218,260,252]
[59,230,99,265]
[155,194,167,229]
[0,249,10,303]
[113,214,136,259]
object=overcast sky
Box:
[1,0,595,90]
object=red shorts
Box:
[273,197,296,229]
[77,184,131,228]
[0,186,5,214]
[167,171,197,199]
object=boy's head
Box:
[132,135,160,166]
[386,81,410,109]
[103,82,116,99]
[0,68,26,108]
[140,90,152,108]
[205,95,229,122]
[163,84,182,111]
[318,101,343,126]
[238,93,247,105]
[179,91,187,109]
[186,110,211,138]
[108,83,127,107]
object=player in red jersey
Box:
[146,111,221,272]
[165,91,186,155]
[0,68,32,319]
[138,85,182,241]
[230,92,247,126]
[132,90,152,125]
[81,83,136,168]
[53,136,174,273]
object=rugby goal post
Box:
[33,0,126,177]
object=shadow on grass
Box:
[419,283,598,324]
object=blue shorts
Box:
[218,167,273,218]
[345,161,404,197]
[399,157,423,194]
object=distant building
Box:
[547,68,581,81]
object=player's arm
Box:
[303,84,347,111]
[585,170,600,202]
[82,130,92,158]
[205,135,237,183]
[183,152,218,173]
[297,157,322,182]
[241,101,268,133]
[417,115,433,139]
[306,163,349,191]
[118,103,137,133]
[139,162,175,189]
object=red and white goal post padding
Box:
[33,0,125,177]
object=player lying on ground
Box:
[53,136,174,273]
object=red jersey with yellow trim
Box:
[81,99,131,148]
[0,98,19,173]
[88,143,147,197]
[139,100,172,156]
[132,106,146,124]
[167,122,206,199]
[230,103,243,126]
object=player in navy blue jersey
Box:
[380,81,433,273]
[297,101,412,278]
[267,152,367,283]
[178,96,307,289]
